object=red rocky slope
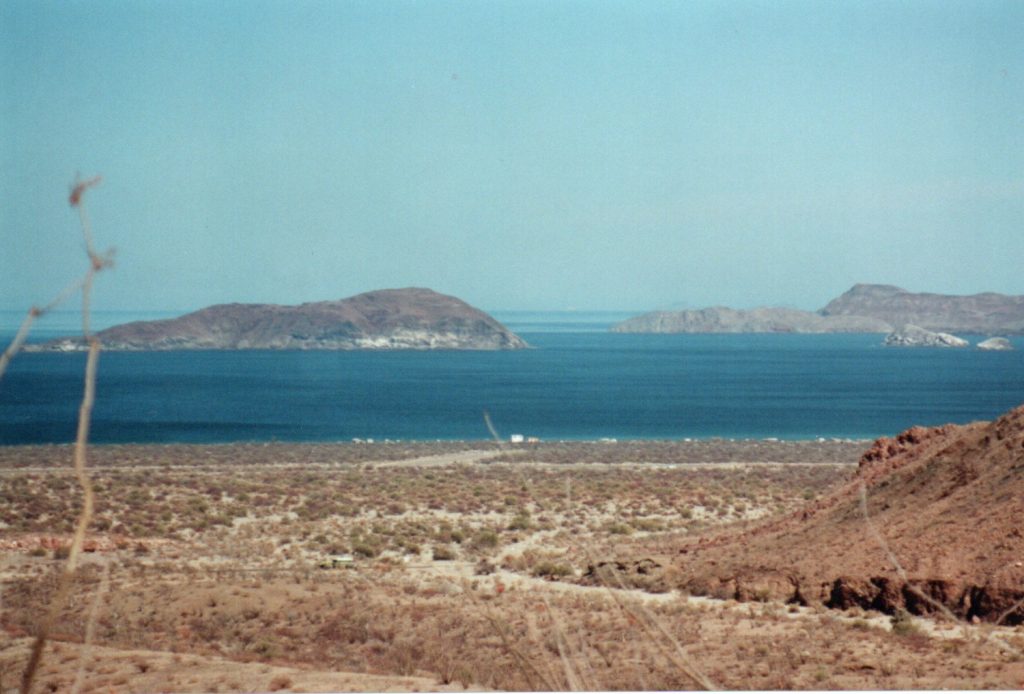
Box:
[646,405,1024,623]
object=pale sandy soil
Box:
[2,441,1023,692]
[1,638,482,693]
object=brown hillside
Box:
[640,405,1024,623]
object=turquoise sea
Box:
[1,310,1022,444]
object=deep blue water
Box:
[1,311,1022,444]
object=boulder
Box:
[883,324,968,348]
[977,337,1013,351]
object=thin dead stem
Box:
[482,410,503,446]
[485,409,715,690]
[996,595,1024,627]
[525,610,564,689]
[14,177,109,694]
[859,481,1022,657]
[569,619,600,690]
[482,612,555,690]
[71,561,111,694]
[0,274,89,380]
[585,548,717,691]
[21,340,100,694]
[858,483,964,625]
[0,175,112,380]
[542,594,586,691]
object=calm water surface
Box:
[1,311,1022,444]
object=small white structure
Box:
[319,553,356,570]
[509,434,525,443]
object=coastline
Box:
[0,438,870,469]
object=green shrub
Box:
[890,608,921,636]
[633,518,665,532]
[352,542,378,559]
[507,513,532,531]
[532,561,572,578]
[432,545,456,561]
[472,530,499,549]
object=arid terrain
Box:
[2,435,1023,692]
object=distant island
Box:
[612,284,1024,335]
[31,288,528,351]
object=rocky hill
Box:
[612,284,1024,334]
[821,284,1024,334]
[628,404,1024,623]
[33,288,528,351]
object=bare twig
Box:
[542,594,586,691]
[71,561,111,694]
[0,275,92,380]
[483,410,503,445]
[21,340,100,694]
[996,595,1024,627]
[485,409,714,690]
[859,482,1022,657]
[585,549,717,691]
[482,612,554,690]
[858,483,963,624]
[0,175,112,380]
[17,177,109,694]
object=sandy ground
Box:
[2,440,1023,692]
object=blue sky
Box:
[2,0,1022,313]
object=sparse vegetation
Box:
[1,441,1020,690]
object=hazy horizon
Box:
[3,0,1022,313]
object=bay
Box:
[0,311,1022,444]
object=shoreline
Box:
[0,437,871,468]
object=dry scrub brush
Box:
[482,412,716,691]
[0,175,112,694]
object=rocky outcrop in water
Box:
[31,288,528,351]
[883,324,969,348]
[977,337,1014,351]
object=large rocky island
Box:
[609,306,890,334]
[612,284,1024,335]
[33,288,528,351]
[820,283,1024,334]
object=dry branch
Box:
[11,177,109,694]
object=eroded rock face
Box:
[883,324,968,348]
[29,288,529,352]
[856,424,959,483]
[646,404,1024,624]
[977,337,1014,351]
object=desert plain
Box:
[1,434,1023,692]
